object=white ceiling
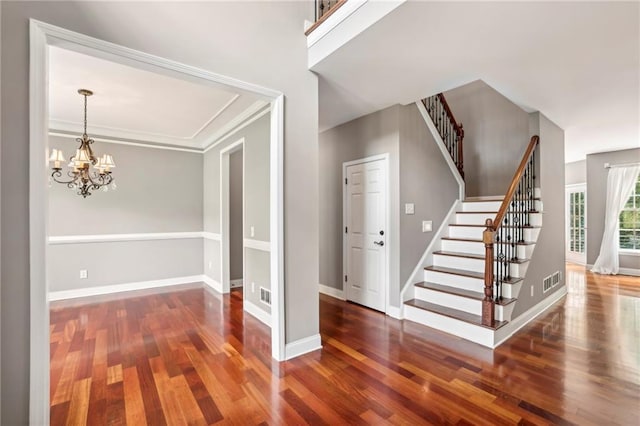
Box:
[314,1,640,163]
[49,46,267,149]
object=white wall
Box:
[1,2,318,424]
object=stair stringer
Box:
[415,101,465,200]
[399,200,459,317]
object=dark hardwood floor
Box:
[50,263,639,425]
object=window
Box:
[568,190,585,253]
[620,175,640,251]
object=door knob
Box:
[374,241,384,246]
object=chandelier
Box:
[49,89,116,198]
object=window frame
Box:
[619,174,640,255]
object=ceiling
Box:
[49,46,267,150]
[314,1,640,163]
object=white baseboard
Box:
[243,299,271,327]
[285,334,322,360]
[318,283,345,300]
[494,286,567,347]
[386,305,403,319]
[201,275,224,293]
[49,275,205,301]
[619,267,640,277]
[586,264,640,277]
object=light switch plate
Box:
[422,220,432,232]
[250,226,255,237]
[405,203,415,215]
[79,269,88,279]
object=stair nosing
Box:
[433,251,531,264]
[441,237,536,246]
[456,210,540,214]
[414,282,518,306]
[424,265,524,284]
[404,299,508,330]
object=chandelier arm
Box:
[51,170,78,186]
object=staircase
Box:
[406,93,542,347]
[404,195,542,347]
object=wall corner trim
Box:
[318,283,345,300]
[201,275,224,293]
[386,305,403,319]
[243,300,272,327]
[284,334,322,360]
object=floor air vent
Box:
[543,271,561,293]
[260,287,271,306]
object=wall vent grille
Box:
[543,271,561,293]
[260,287,271,306]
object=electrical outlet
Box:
[422,220,432,232]
[251,282,255,293]
[250,226,255,237]
[404,203,415,215]
[79,269,88,279]
[531,286,534,297]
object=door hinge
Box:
[345,275,348,282]
[345,178,348,185]
[345,226,348,233]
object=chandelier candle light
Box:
[49,89,116,198]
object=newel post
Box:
[482,218,495,327]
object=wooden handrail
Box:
[305,0,348,36]
[491,135,539,230]
[436,93,464,138]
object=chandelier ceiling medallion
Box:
[49,89,116,198]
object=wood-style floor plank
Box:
[50,264,640,425]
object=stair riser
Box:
[441,240,534,258]
[433,255,525,277]
[404,305,494,347]
[415,286,480,315]
[461,200,542,212]
[449,226,539,241]
[455,213,542,226]
[423,269,522,300]
[414,287,515,321]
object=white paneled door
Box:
[345,158,387,312]
[566,184,587,264]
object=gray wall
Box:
[319,103,459,309]
[512,112,566,316]
[48,136,203,234]
[47,137,204,292]
[230,148,243,281]
[444,80,530,197]
[319,105,400,303]
[586,148,640,270]
[399,104,458,290]
[203,113,271,312]
[1,2,318,424]
[565,160,586,185]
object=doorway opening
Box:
[566,183,587,265]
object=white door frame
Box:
[29,19,286,424]
[342,153,390,314]
[220,138,245,293]
[565,183,587,265]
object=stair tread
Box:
[433,250,531,264]
[424,265,524,284]
[441,237,536,245]
[415,282,518,305]
[404,299,508,330]
[449,224,540,228]
[463,197,540,202]
[456,210,540,214]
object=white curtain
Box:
[591,165,640,274]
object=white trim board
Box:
[244,300,271,327]
[49,131,203,153]
[48,231,204,245]
[318,283,345,300]
[244,238,271,252]
[284,334,322,360]
[586,264,640,277]
[202,232,222,241]
[494,286,567,347]
[48,275,206,301]
[201,275,224,293]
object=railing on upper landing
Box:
[422,94,465,179]
[305,0,348,36]
[482,135,540,327]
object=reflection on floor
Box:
[50,264,639,425]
